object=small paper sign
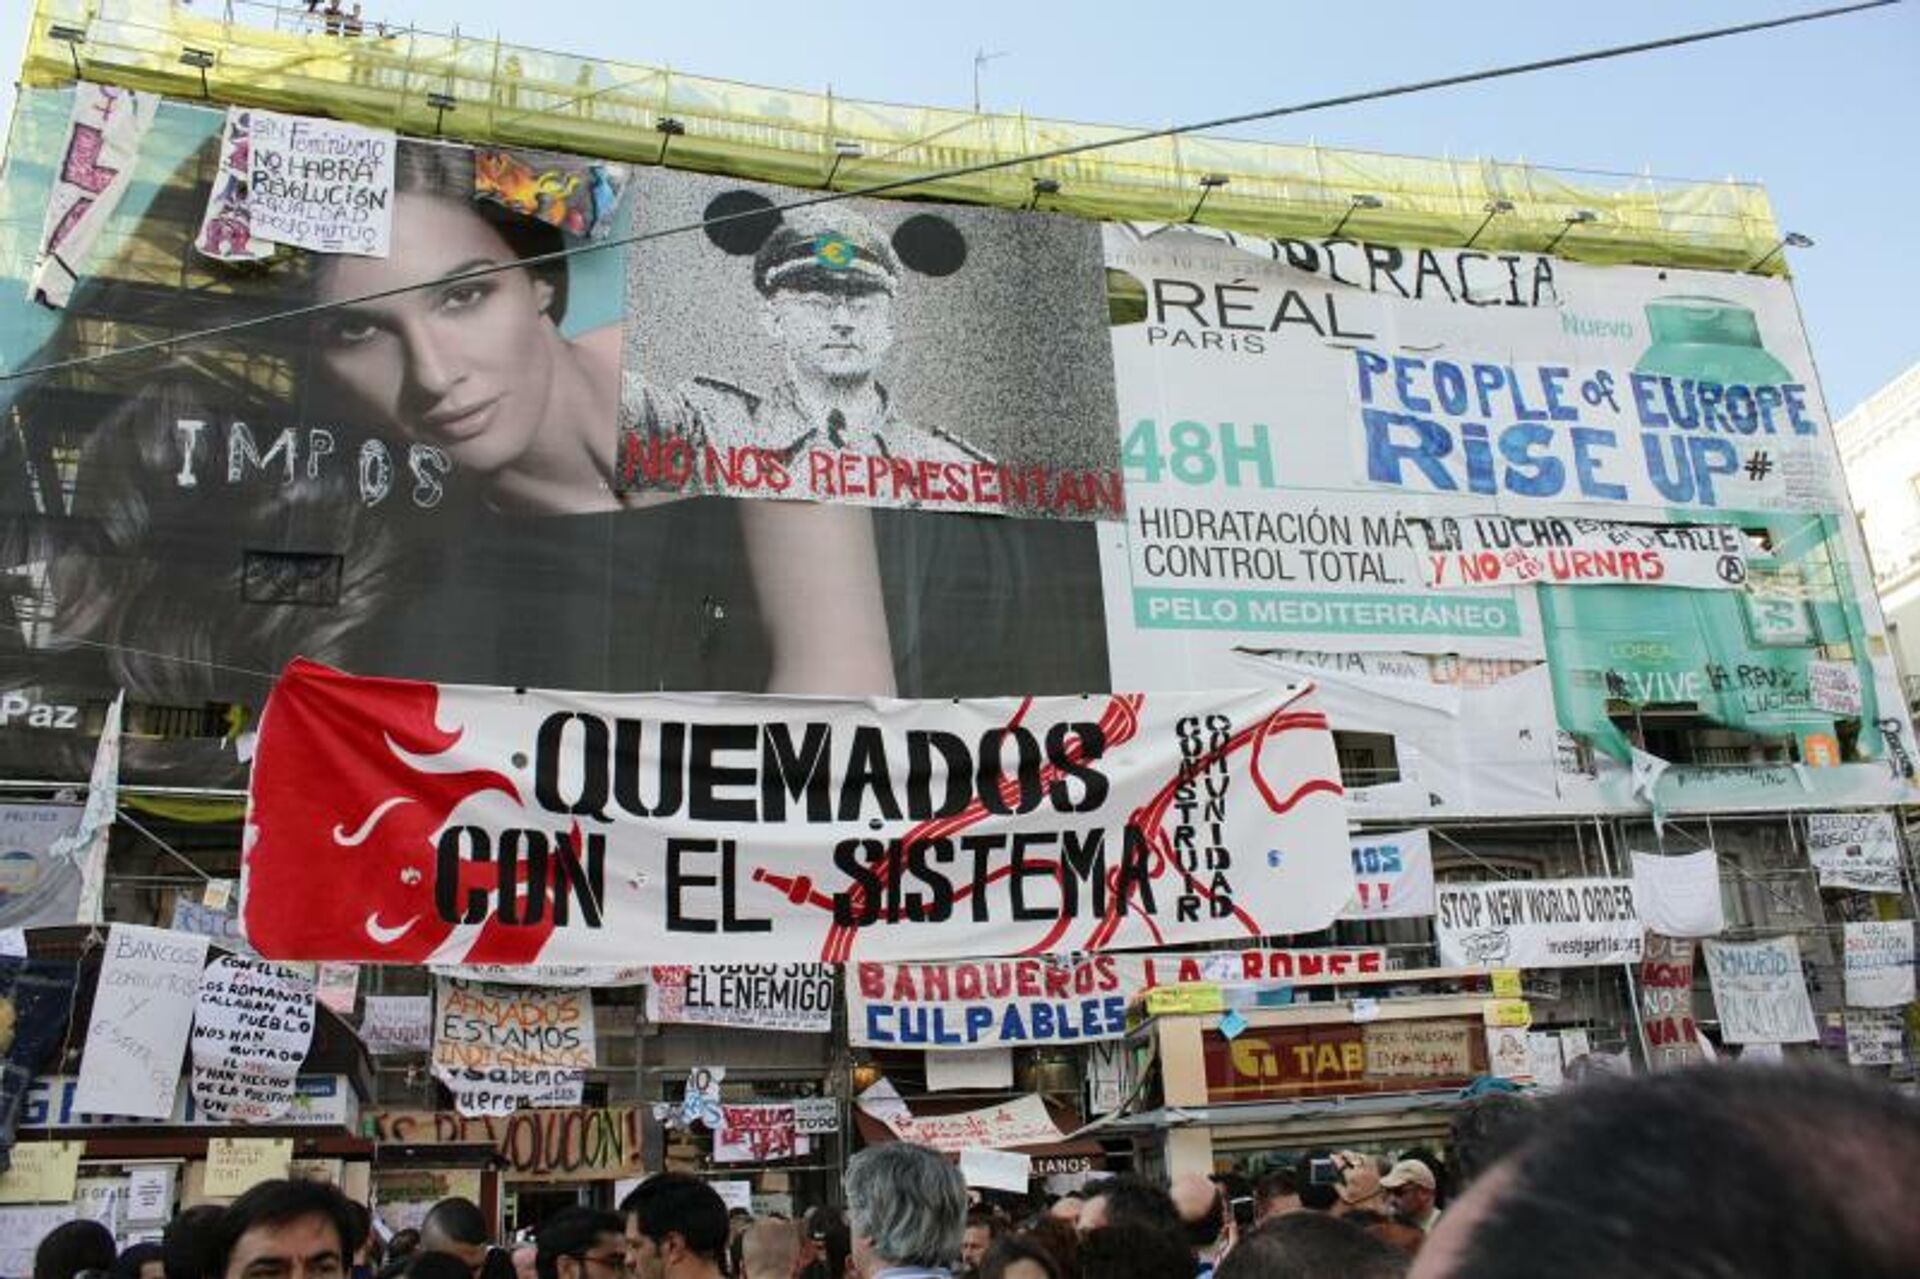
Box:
[205,1138,292,1198]
[711,1180,753,1213]
[1490,969,1523,998]
[0,1142,83,1204]
[1144,983,1224,1015]
[1482,999,1533,1028]
[960,1148,1032,1193]
[792,1097,839,1136]
[1350,997,1380,1023]
[126,1165,176,1223]
[204,880,234,910]
[1218,1010,1249,1040]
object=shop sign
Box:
[1203,1017,1485,1102]
[369,1107,645,1182]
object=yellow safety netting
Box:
[19,0,1785,273]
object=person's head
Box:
[1445,1093,1537,1192]
[165,1205,230,1279]
[752,206,898,387]
[960,1212,1003,1273]
[206,1179,365,1279]
[1073,1176,1180,1238]
[1043,1195,1082,1226]
[1254,1168,1302,1223]
[388,1234,422,1263]
[532,1208,627,1279]
[1169,1173,1226,1252]
[110,1242,168,1279]
[1380,1160,1437,1223]
[803,1206,851,1279]
[843,1143,967,1275]
[1011,1219,1076,1279]
[311,143,574,476]
[1215,1213,1409,1279]
[977,1236,1058,1279]
[509,1245,538,1279]
[1330,1152,1388,1218]
[32,1219,115,1279]
[1412,1065,1920,1279]
[738,1220,798,1279]
[420,1198,492,1274]
[1071,1224,1190,1279]
[619,1174,729,1278]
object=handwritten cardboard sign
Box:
[1703,936,1818,1045]
[1843,921,1915,1008]
[73,926,209,1119]
[204,1137,292,1197]
[360,996,432,1055]
[0,1142,82,1204]
[191,955,317,1123]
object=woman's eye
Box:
[439,281,491,311]
[323,316,381,347]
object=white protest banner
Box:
[0,804,83,930]
[198,108,395,258]
[359,996,431,1055]
[73,926,209,1119]
[316,964,359,1016]
[713,1104,802,1163]
[1843,921,1915,1008]
[244,661,1352,965]
[1845,1009,1908,1067]
[960,1148,1032,1193]
[1411,516,1747,591]
[880,1094,1065,1153]
[848,956,1129,1050]
[190,956,317,1123]
[1806,812,1903,894]
[791,1097,839,1136]
[434,1067,585,1118]
[1339,828,1436,919]
[1131,946,1387,987]
[1630,850,1725,938]
[925,1049,1013,1091]
[1703,936,1818,1044]
[646,965,834,1033]
[1808,660,1864,717]
[433,964,648,987]
[1435,880,1643,969]
[28,85,158,307]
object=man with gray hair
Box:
[844,1142,968,1279]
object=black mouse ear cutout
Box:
[703,190,783,256]
[892,214,967,277]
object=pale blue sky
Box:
[4,0,1915,413]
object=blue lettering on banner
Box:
[1353,347,1819,509]
[861,996,1127,1047]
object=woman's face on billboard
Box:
[313,193,560,474]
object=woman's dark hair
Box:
[1071,1224,1191,1279]
[32,1220,116,1279]
[109,1243,165,1279]
[979,1235,1060,1279]
[1017,1218,1079,1279]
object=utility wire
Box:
[1,0,1895,385]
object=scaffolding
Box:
[18,0,1785,272]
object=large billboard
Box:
[1100,224,1918,816]
[1,86,1907,819]
[0,91,1110,785]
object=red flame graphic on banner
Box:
[244,659,530,962]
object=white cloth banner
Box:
[431,978,595,1117]
[1630,850,1725,938]
[1806,812,1903,894]
[50,691,122,925]
[1702,936,1819,1044]
[243,661,1353,965]
[29,86,158,306]
[359,995,432,1054]
[73,926,209,1118]
[880,1093,1065,1153]
[190,956,317,1123]
[848,955,1131,1050]
[1843,921,1916,1008]
[1339,828,1436,919]
[1435,879,1643,969]
[646,965,834,1032]
[1413,516,1747,591]
[196,107,395,259]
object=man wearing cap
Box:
[628,205,989,481]
[1328,1151,1390,1219]
[1382,1159,1441,1233]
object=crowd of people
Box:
[24,1064,1920,1279]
